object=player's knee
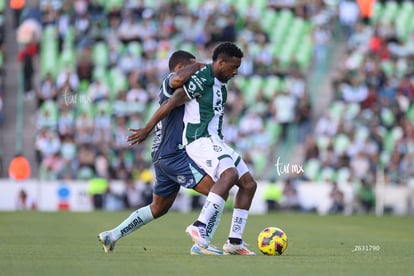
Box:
[246,178,257,194]
[221,167,239,184]
[239,173,257,193]
[150,203,170,219]
[218,157,239,184]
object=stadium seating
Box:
[35,0,319,180]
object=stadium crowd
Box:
[302,0,414,213]
[3,0,411,214]
[29,0,336,183]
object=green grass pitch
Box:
[1,211,413,276]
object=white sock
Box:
[197,192,225,225]
[228,208,249,240]
[205,201,224,243]
[111,205,154,240]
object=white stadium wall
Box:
[0,179,413,215]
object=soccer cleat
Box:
[185,224,208,248]
[190,244,228,255]
[97,231,117,253]
[223,240,256,255]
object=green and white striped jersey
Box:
[182,64,227,144]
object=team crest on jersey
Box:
[213,145,222,152]
[177,175,186,184]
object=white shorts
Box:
[185,136,249,182]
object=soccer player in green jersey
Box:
[128,43,257,255]
[182,42,257,255]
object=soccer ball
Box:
[257,227,288,256]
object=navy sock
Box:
[193,220,206,227]
[229,238,242,245]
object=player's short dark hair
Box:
[168,50,196,71]
[212,42,244,62]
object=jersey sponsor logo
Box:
[214,89,223,114]
[120,216,144,236]
[190,75,207,91]
[187,80,202,98]
[206,209,219,237]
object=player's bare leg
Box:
[223,172,257,255]
[98,193,178,253]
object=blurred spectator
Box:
[126,81,148,107]
[356,0,375,25]
[16,189,37,210]
[338,0,359,39]
[296,95,312,143]
[94,109,111,143]
[280,178,300,211]
[123,177,142,209]
[58,106,75,137]
[253,33,272,75]
[76,48,93,83]
[37,108,57,130]
[88,79,109,103]
[270,90,296,141]
[315,111,338,137]
[60,135,76,160]
[138,168,154,206]
[118,11,141,43]
[349,151,370,179]
[36,130,60,161]
[378,78,396,104]
[112,116,129,150]
[356,178,375,213]
[341,77,368,103]
[11,0,25,28]
[329,182,345,214]
[77,144,96,172]
[94,151,109,179]
[239,111,264,136]
[18,42,37,98]
[263,178,283,212]
[37,72,58,107]
[41,152,63,180]
[312,24,330,68]
[87,177,108,210]
[103,186,125,211]
[8,154,31,181]
[304,136,320,160]
[140,181,153,207]
[75,110,94,134]
[56,67,79,91]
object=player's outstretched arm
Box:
[127,88,190,146]
[169,62,205,89]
